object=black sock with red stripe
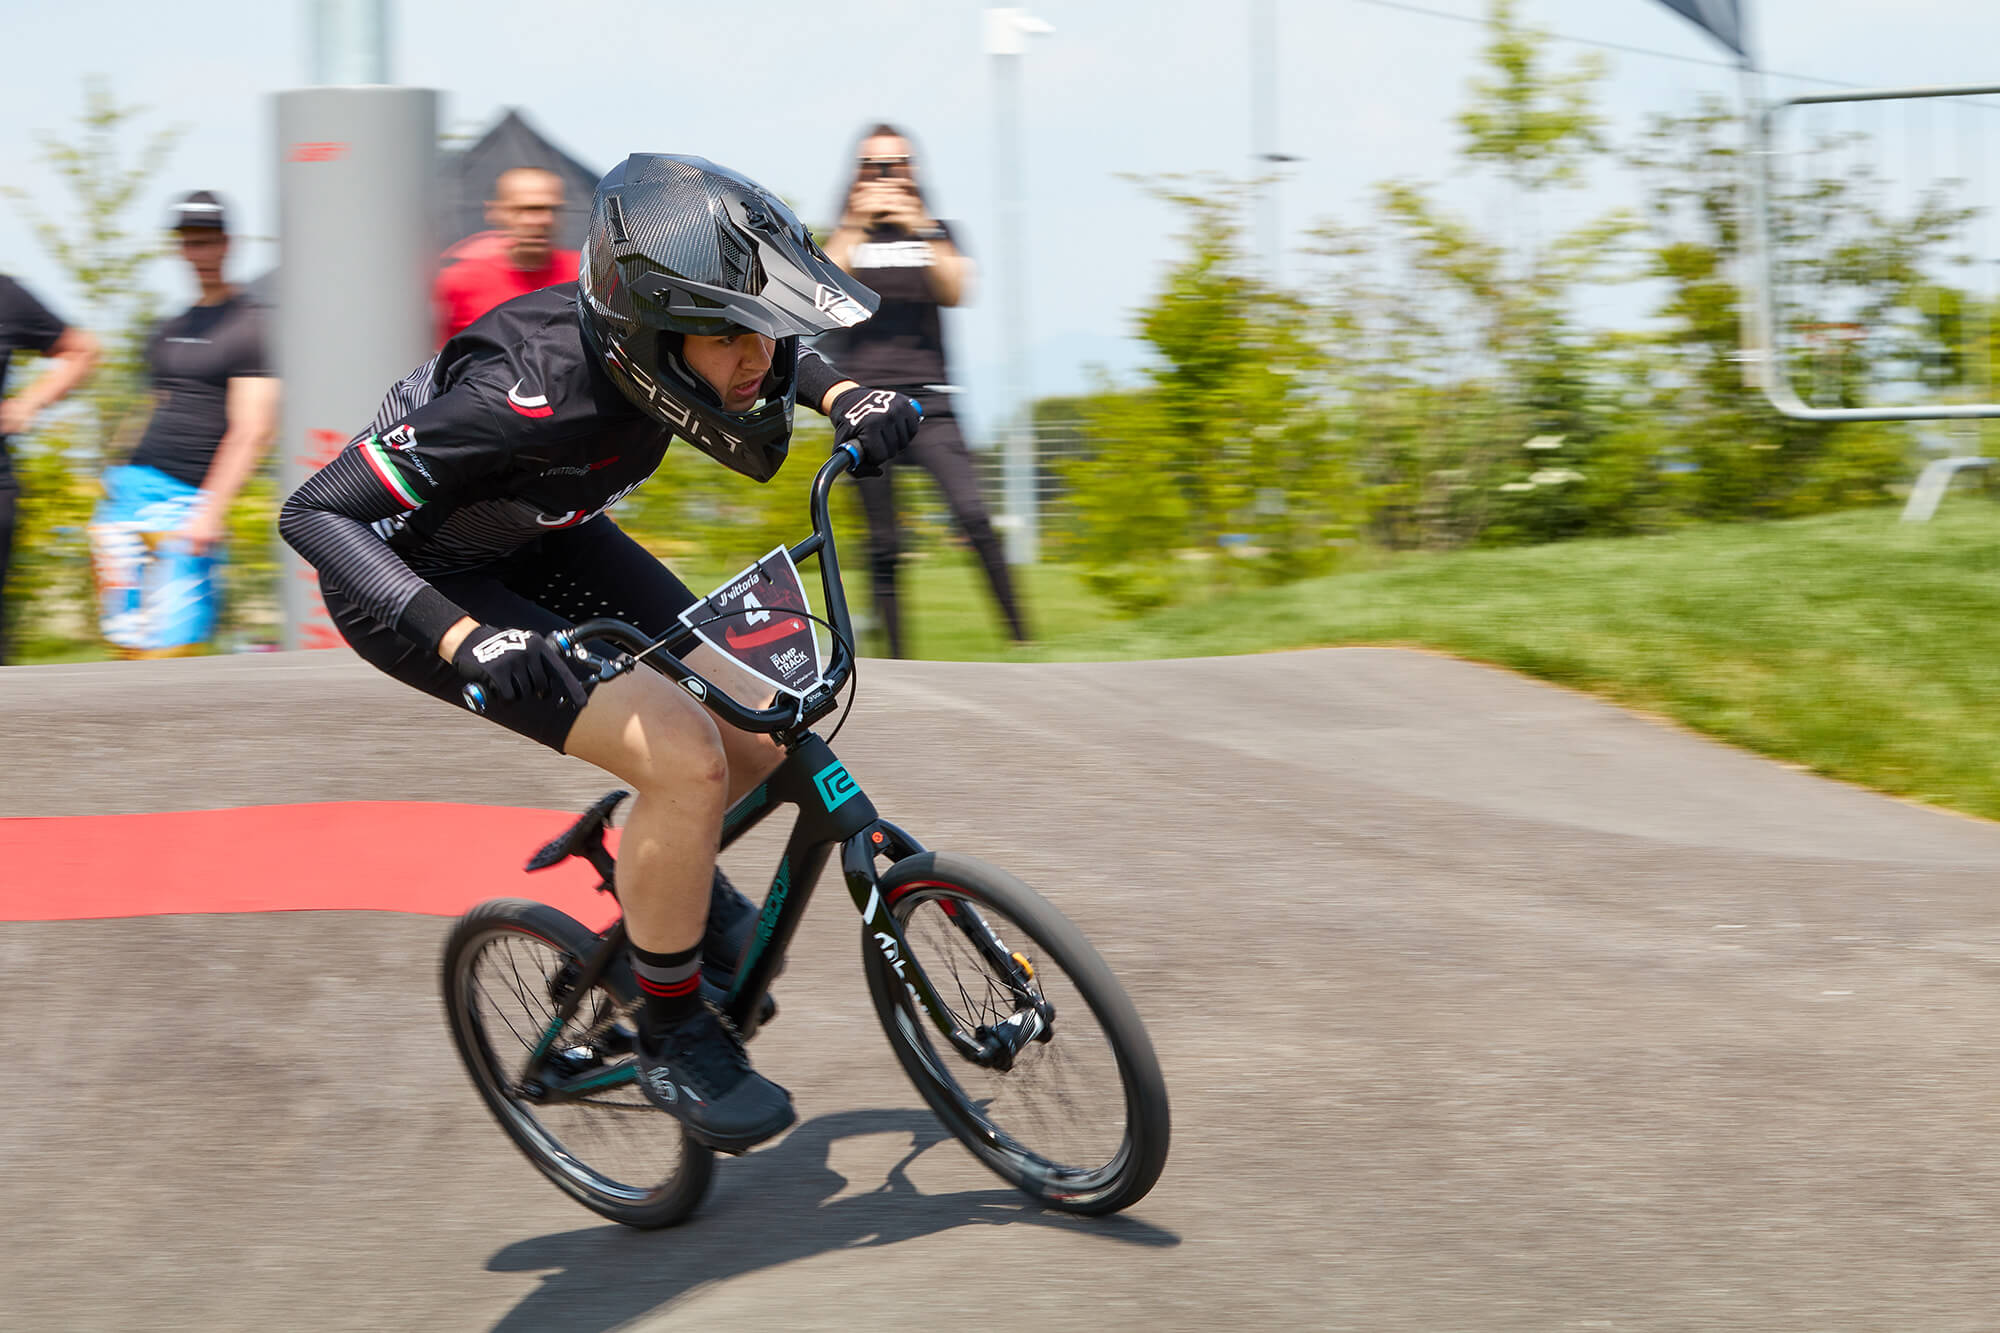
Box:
[631,941,702,1034]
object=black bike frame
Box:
[511,453,1027,1100]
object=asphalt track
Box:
[7,648,2000,1331]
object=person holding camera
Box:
[822,124,1027,657]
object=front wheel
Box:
[862,852,1171,1214]
[441,899,713,1229]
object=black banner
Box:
[1652,0,1745,56]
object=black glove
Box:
[830,386,922,478]
[452,624,589,709]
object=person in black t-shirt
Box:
[90,191,278,655]
[821,123,1028,657]
[0,274,99,662]
[128,192,279,554]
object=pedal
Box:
[526,789,629,874]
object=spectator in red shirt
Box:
[432,167,579,343]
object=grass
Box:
[12,636,120,665]
[901,504,2000,822]
[22,502,2000,820]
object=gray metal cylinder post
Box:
[274,87,439,650]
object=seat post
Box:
[583,839,617,890]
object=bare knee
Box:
[565,673,731,806]
[634,712,729,800]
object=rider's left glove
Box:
[829,386,922,478]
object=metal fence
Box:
[895,418,1092,562]
[1753,81,2000,425]
[1748,81,2000,518]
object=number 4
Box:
[741,592,771,625]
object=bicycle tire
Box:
[441,898,714,1229]
[861,852,1170,1214]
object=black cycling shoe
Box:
[634,1005,796,1153]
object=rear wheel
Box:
[862,852,1170,1214]
[441,899,713,1228]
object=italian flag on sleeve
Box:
[361,435,425,510]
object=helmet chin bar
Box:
[596,330,797,484]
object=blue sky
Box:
[5,0,2000,438]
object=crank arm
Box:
[517,1058,640,1104]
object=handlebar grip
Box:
[463,630,588,714]
[833,399,923,474]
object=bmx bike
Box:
[439,446,1171,1228]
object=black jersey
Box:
[816,221,961,389]
[0,275,69,492]
[279,282,844,645]
[128,294,272,487]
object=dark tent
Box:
[438,108,598,256]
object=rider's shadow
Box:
[483,1106,1180,1333]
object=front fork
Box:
[843,823,1053,1071]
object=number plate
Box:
[678,546,824,698]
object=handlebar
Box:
[464,446,869,736]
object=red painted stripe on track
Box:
[0,802,621,926]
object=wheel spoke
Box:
[472,974,536,1054]
[457,918,698,1218]
[498,937,551,1022]
[893,887,1133,1188]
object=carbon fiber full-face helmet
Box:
[577,154,880,481]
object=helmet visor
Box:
[628,266,876,341]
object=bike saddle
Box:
[527,789,630,874]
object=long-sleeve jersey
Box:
[279,283,844,648]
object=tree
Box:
[1059,178,1355,611]
[1457,0,1607,194]
[1309,0,1631,550]
[3,79,182,652]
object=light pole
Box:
[1250,0,1300,284]
[309,0,390,84]
[986,6,1052,566]
[277,1,436,648]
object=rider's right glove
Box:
[452,624,590,709]
[829,386,922,478]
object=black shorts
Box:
[321,516,697,752]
